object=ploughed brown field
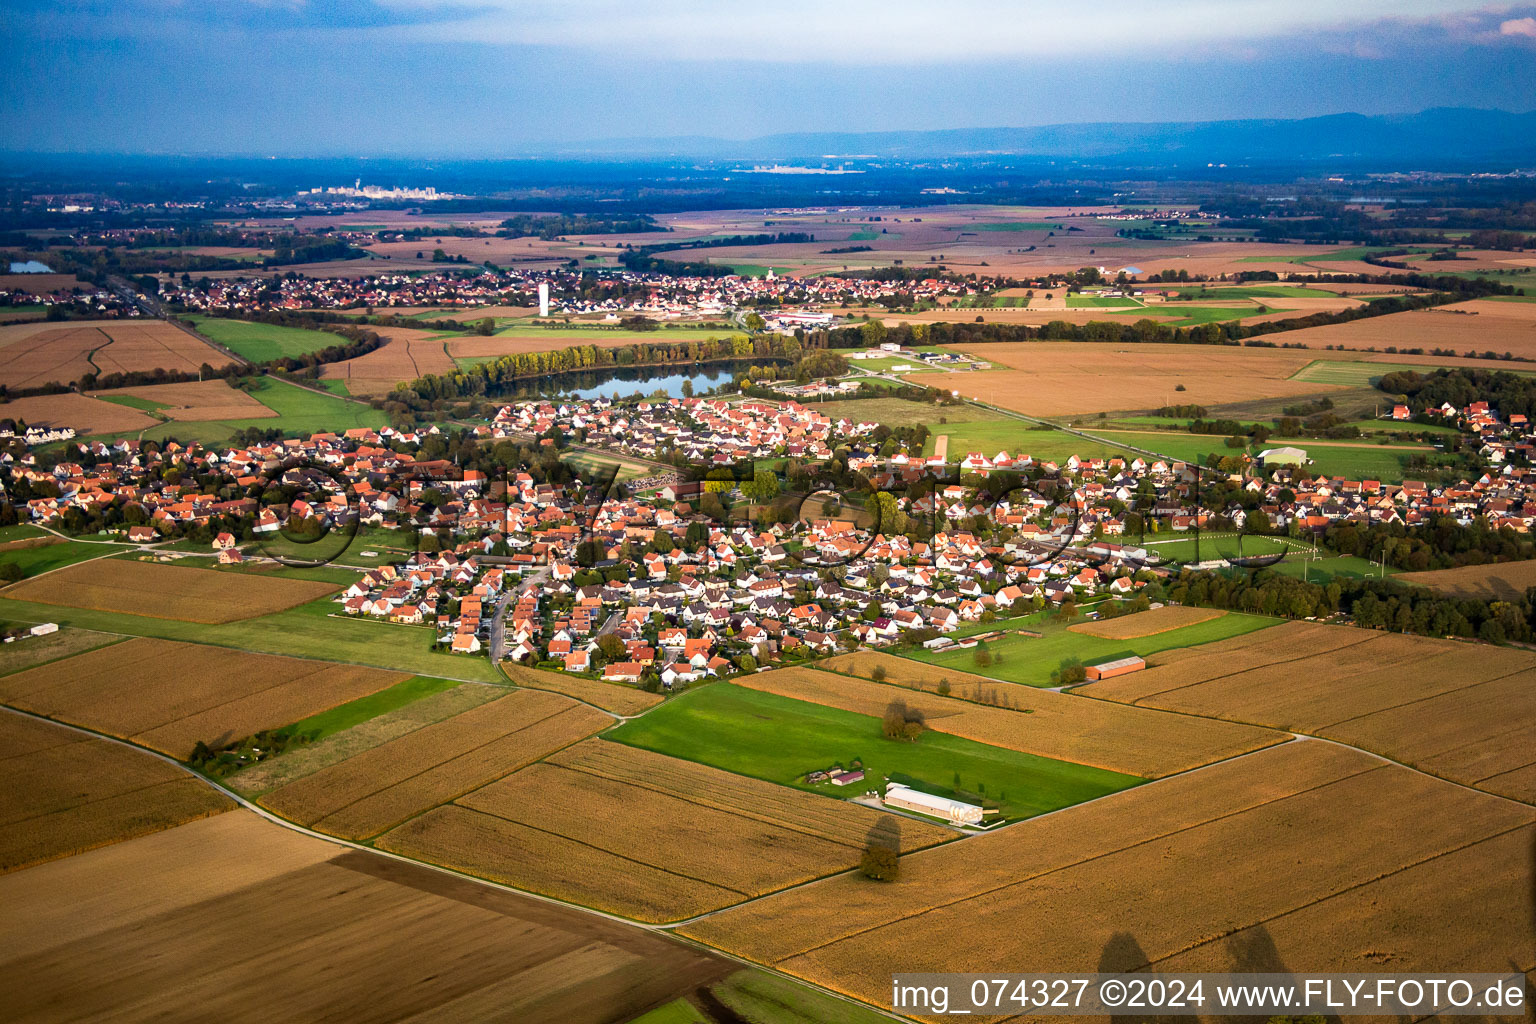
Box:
[0,810,733,1024]
[378,738,955,923]
[259,689,610,840]
[3,557,338,622]
[0,392,160,434]
[0,637,405,758]
[319,326,456,396]
[1068,605,1226,639]
[0,713,232,873]
[1277,300,1536,359]
[1077,620,1536,803]
[1398,559,1536,601]
[743,661,1285,778]
[89,378,277,421]
[501,663,662,715]
[0,319,228,390]
[910,342,1337,417]
[682,741,1536,1018]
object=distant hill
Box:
[569,108,1536,166]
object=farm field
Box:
[0,391,160,434]
[184,315,342,362]
[748,659,1284,777]
[0,319,229,390]
[89,378,277,422]
[1076,620,1536,802]
[0,585,502,681]
[0,810,737,1024]
[382,738,955,922]
[319,325,457,396]
[3,557,338,623]
[259,688,609,839]
[1292,358,1536,387]
[901,609,1278,688]
[225,680,502,795]
[0,713,232,873]
[1277,301,1536,359]
[140,375,388,444]
[0,626,120,676]
[0,637,406,758]
[606,682,1143,821]
[1398,559,1536,600]
[912,342,1335,417]
[0,536,113,579]
[681,741,1536,1009]
[501,663,663,715]
[1068,605,1225,638]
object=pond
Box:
[488,360,776,402]
[8,261,53,274]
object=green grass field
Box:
[903,611,1278,688]
[967,221,1060,232]
[284,675,460,741]
[0,587,499,682]
[811,396,952,429]
[241,524,420,568]
[561,448,653,482]
[187,315,345,362]
[1067,295,1142,308]
[1132,534,1393,581]
[0,539,114,579]
[1164,285,1339,300]
[96,393,170,413]
[607,683,1142,819]
[849,355,926,372]
[140,376,388,445]
[1294,359,1536,387]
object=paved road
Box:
[488,567,548,662]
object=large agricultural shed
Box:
[884,783,984,825]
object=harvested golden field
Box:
[260,689,608,839]
[0,810,731,1024]
[0,638,404,758]
[0,713,231,872]
[0,319,227,390]
[1068,605,1225,639]
[1079,620,1536,801]
[4,557,337,622]
[0,392,159,434]
[683,741,1535,1009]
[0,273,89,294]
[1398,559,1536,601]
[911,342,1337,416]
[319,326,456,396]
[384,739,956,922]
[89,379,276,421]
[1278,303,1536,359]
[742,663,1284,778]
[501,663,661,715]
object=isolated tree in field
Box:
[937,677,951,697]
[860,840,899,881]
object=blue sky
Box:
[3,0,1536,154]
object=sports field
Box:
[901,610,1278,687]
[606,683,1141,821]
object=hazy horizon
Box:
[5,0,1536,157]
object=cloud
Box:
[360,0,1507,62]
[1501,15,1536,36]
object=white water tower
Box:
[538,282,550,318]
